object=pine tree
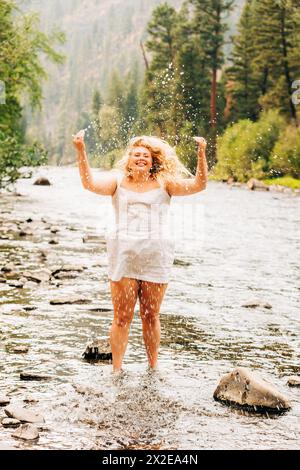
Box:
[251,0,300,123]
[188,0,234,165]
[225,0,261,121]
[189,0,234,128]
[92,89,102,119]
[141,3,180,140]
[175,3,211,135]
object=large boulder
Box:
[213,367,291,412]
[4,405,45,424]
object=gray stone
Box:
[213,367,291,412]
[1,263,15,273]
[23,395,39,404]
[53,272,78,280]
[24,281,39,289]
[82,339,112,361]
[82,235,106,244]
[5,405,45,424]
[34,177,51,186]
[0,395,10,406]
[52,264,85,276]
[12,424,39,441]
[72,383,103,397]
[12,345,29,354]
[7,280,24,288]
[50,295,91,305]
[242,300,272,309]
[50,226,60,233]
[49,238,59,245]
[2,418,21,428]
[247,178,269,191]
[22,270,50,283]
[20,371,51,381]
[173,259,191,266]
[287,376,300,387]
[19,229,33,237]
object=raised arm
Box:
[72,130,117,196]
[166,137,208,196]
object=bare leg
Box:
[109,277,139,372]
[138,281,168,369]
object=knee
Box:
[113,312,133,328]
[140,308,160,324]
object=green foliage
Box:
[92,147,124,170]
[213,110,286,181]
[263,176,300,190]
[0,0,65,188]
[225,0,261,121]
[226,0,300,123]
[0,131,47,189]
[270,125,300,178]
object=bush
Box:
[269,125,300,178]
[0,132,48,189]
[213,110,286,182]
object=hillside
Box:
[22,0,245,163]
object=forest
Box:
[1,0,300,189]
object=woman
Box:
[72,132,208,374]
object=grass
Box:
[208,173,300,190]
[262,176,300,190]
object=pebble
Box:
[20,372,51,381]
[2,418,21,428]
[0,395,10,406]
[287,376,300,387]
[50,296,91,305]
[242,300,272,309]
[11,345,29,354]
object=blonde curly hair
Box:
[115,135,193,185]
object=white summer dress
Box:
[105,172,175,283]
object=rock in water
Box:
[242,300,272,309]
[12,345,29,354]
[0,395,10,406]
[20,371,51,381]
[213,367,291,412]
[5,405,45,424]
[247,178,269,191]
[33,177,51,186]
[50,295,91,305]
[2,418,21,428]
[82,339,112,361]
[12,424,39,441]
[287,376,300,387]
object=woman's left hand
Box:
[193,136,207,152]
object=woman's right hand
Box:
[72,129,86,152]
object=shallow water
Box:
[0,166,299,450]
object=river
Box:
[0,166,299,450]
